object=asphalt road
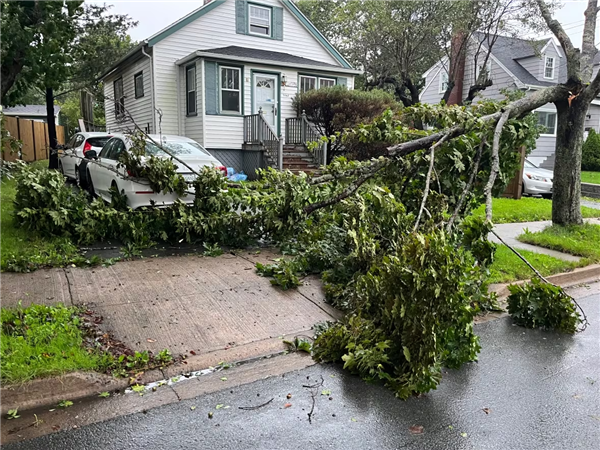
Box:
[5,284,599,450]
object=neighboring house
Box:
[420,33,600,169]
[99,0,359,175]
[2,105,61,124]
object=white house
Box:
[99,0,359,175]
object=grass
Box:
[581,171,600,185]
[518,223,600,261]
[488,245,583,284]
[0,303,113,384]
[472,197,600,224]
[1,163,85,272]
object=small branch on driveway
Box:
[238,398,274,410]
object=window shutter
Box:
[337,77,347,87]
[273,6,283,40]
[205,61,219,115]
[235,0,247,35]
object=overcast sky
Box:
[88,0,596,48]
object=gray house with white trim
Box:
[420,33,600,169]
[99,0,359,174]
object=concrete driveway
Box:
[1,250,340,366]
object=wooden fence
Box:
[2,116,66,162]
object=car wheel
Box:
[87,170,96,198]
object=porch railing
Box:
[243,108,283,169]
[285,110,327,166]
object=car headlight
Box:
[526,173,549,182]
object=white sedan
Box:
[523,159,554,198]
[59,132,113,181]
[85,134,227,209]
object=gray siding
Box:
[104,55,153,133]
[517,56,542,81]
[585,103,600,132]
[420,62,445,104]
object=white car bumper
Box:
[523,178,552,195]
[116,179,195,209]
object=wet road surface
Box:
[5,284,599,450]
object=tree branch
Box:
[484,109,511,221]
[580,0,599,82]
[447,137,486,231]
[414,134,450,231]
[304,160,389,215]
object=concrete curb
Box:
[0,330,314,417]
[488,263,600,300]
[0,372,129,416]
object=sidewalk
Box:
[1,249,340,377]
[490,218,600,261]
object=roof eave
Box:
[176,51,362,75]
[97,41,148,81]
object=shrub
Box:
[507,277,581,333]
[292,86,397,161]
[582,129,600,171]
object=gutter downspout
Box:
[142,46,156,133]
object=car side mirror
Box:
[85,150,98,160]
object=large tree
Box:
[297,0,525,106]
[1,1,83,104]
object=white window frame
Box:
[438,70,449,94]
[475,60,492,82]
[186,65,197,116]
[248,4,271,37]
[319,77,336,89]
[220,66,242,114]
[299,75,317,93]
[544,56,555,79]
[535,109,557,137]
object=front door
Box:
[253,74,278,129]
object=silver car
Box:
[59,132,113,181]
[523,159,553,198]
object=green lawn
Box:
[581,171,600,184]
[1,303,113,384]
[472,197,600,224]
[488,245,583,284]
[1,165,84,272]
[518,223,600,261]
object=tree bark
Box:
[46,87,59,170]
[552,97,585,225]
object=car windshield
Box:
[145,140,212,157]
[524,160,538,169]
[87,137,112,148]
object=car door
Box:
[63,134,84,178]
[96,138,125,199]
[89,138,116,198]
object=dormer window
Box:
[249,4,271,36]
[544,56,555,79]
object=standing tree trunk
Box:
[46,87,59,169]
[552,97,585,225]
